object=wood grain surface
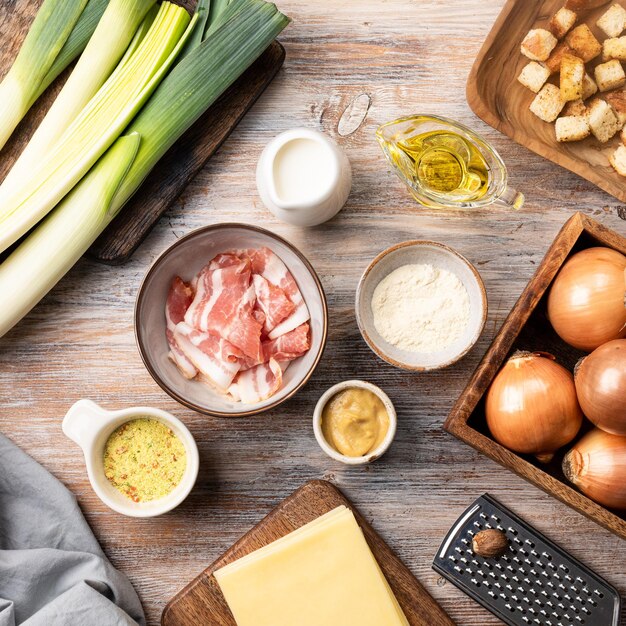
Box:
[0,1,625,625]
[446,213,626,541]
[162,480,454,625]
[467,0,626,204]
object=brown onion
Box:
[563,428,626,509]
[547,247,626,351]
[575,339,626,435]
[485,351,583,461]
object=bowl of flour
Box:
[356,241,487,370]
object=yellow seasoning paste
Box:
[103,418,186,502]
[321,388,390,457]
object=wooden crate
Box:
[445,212,626,540]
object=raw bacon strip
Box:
[165,277,197,379]
[263,322,310,362]
[252,273,294,334]
[228,358,282,404]
[184,258,262,361]
[237,247,310,340]
[173,322,242,390]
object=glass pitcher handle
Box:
[499,186,525,210]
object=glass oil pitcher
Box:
[376,115,524,210]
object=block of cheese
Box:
[214,506,409,626]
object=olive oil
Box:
[387,130,490,202]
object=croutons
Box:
[521,28,558,61]
[609,143,626,174]
[555,115,591,140]
[563,98,588,116]
[602,35,626,60]
[518,61,551,92]
[621,124,626,144]
[530,84,566,122]
[549,8,578,39]
[561,53,586,100]
[605,88,626,123]
[588,98,622,140]
[583,72,599,98]
[594,59,626,91]
[546,42,576,73]
[597,3,626,38]
[566,24,603,61]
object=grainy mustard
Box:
[103,418,186,502]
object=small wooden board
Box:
[161,480,455,626]
[466,0,626,203]
[445,212,626,541]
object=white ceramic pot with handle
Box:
[62,399,199,517]
[256,128,352,226]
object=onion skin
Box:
[485,351,583,459]
[547,247,626,351]
[575,339,626,435]
[563,428,626,510]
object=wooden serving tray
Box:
[0,0,284,265]
[467,0,626,203]
[161,480,455,626]
[445,212,626,541]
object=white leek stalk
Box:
[0,0,89,149]
[0,134,140,337]
[0,0,288,338]
[0,2,194,254]
[3,0,157,194]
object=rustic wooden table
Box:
[1,0,625,624]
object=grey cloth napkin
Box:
[0,433,145,626]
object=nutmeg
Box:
[472,529,509,558]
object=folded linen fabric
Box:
[0,433,145,626]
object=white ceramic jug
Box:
[256,128,352,226]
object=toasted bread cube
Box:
[560,53,585,100]
[549,7,578,39]
[621,125,626,144]
[597,3,626,37]
[522,28,558,61]
[602,36,626,60]
[594,59,626,91]
[555,115,591,141]
[583,72,599,99]
[546,42,576,73]
[530,84,566,122]
[588,98,622,140]
[609,144,626,175]
[518,61,551,92]
[565,0,611,9]
[566,24,602,61]
[605,88,626,124]
[563,98,588,115]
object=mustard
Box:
[321,388,390,457]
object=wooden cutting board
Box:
[0,0,284,265]
[161,480,455,626]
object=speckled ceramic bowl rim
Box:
[312,380,397,465]
[134,223,328,417]
[355,240,488,371]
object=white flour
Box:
[371,264,470,353]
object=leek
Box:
[3,0,157,195]
[181,0,211,58]
[35,0,110,101]
[0,2,194,254]
[0,0,288,338]
[0,0,89,149]
[0,134,140,338]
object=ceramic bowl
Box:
[62,399,199,517]
[312,380,397,465]
[355,241,487,371]
[135,223,328,417]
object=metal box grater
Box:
[432,494,622,626]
